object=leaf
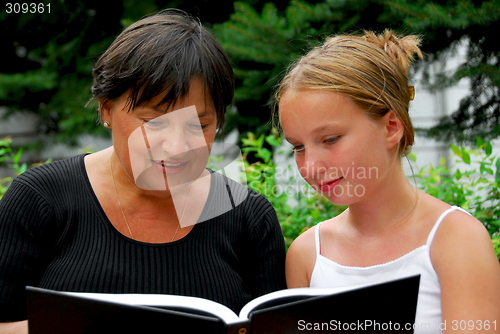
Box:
[407,153,416,162]
[451,144,461,157]
[440,156,446,166]
[476,136,484,148]
[461,147,470,164]
[486,141,493,157]
[495,158,500,183]
[13,148,23,165]
[265,134,282,147]
[18,163,27,175]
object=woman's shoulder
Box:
[14,154,86,195]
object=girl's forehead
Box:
[279,90,373,134]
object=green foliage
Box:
[214,0,500,143]
[240,131,346,247]
[0,137,26,199]
[415,137,500,238]
[383,0,500,144]
[0,0,279,147]
[493,237,500,261]
[0,137,52,199]
[213,0,375,139]
[3,0,500,148]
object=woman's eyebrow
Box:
[197,111,213,118]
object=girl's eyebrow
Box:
[311,122,341,133]
[284,121,342,142]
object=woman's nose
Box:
[160,127,190,159]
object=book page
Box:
[239,283,372,319]
[64,292,241,324]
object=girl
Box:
[277,30,500,332]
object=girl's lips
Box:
[151,160,188,174]
[319,177,343,193]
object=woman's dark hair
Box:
[89,9,234,131]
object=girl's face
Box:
[279,89,399,206]
[102,77,216,194]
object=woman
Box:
[276,30,500,332]
[0,10,286,332]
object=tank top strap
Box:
[314,222,324,256]
[426,206,472,246]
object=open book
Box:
[27,275,419,334]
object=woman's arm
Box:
[246,208,287,297]
[432,211,500,333]
[0,321,28,334]
[0,181,56,322]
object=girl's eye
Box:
[325,136,339,144]
[291,145,304,153]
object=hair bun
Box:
[364,30,423,74]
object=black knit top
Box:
[0,155,286,322]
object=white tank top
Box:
[310,206,470,334]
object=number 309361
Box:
[5,3,51,14]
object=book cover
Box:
[27,275,419,333]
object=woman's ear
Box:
[382,110,404,150]
[99,100,111,124]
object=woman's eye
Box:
[143,119,163,128]
[189,123,204,130]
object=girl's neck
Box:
[346,164,419,236]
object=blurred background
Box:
[1,0,499,181]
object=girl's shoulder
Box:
[421,191,496,272]
[286,216,340,266]
[418,191,480,235]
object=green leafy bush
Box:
[415,137,500,238]
[0,137,27,199]
[0,137,50,200]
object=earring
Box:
[103,121,110,128]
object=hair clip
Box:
[409,86,415,101]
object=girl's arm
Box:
[0,321,28,334]
[432,211,500,333]
[285,227,317,288]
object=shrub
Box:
[0,137,50,200]
[0,137,28,200]
[415,137,500,238]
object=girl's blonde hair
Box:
[275,30,422,156]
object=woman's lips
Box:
[319,177,343,193]
[151,160,188,174]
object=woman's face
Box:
[102,77,216,194]
[279,89,396,206]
